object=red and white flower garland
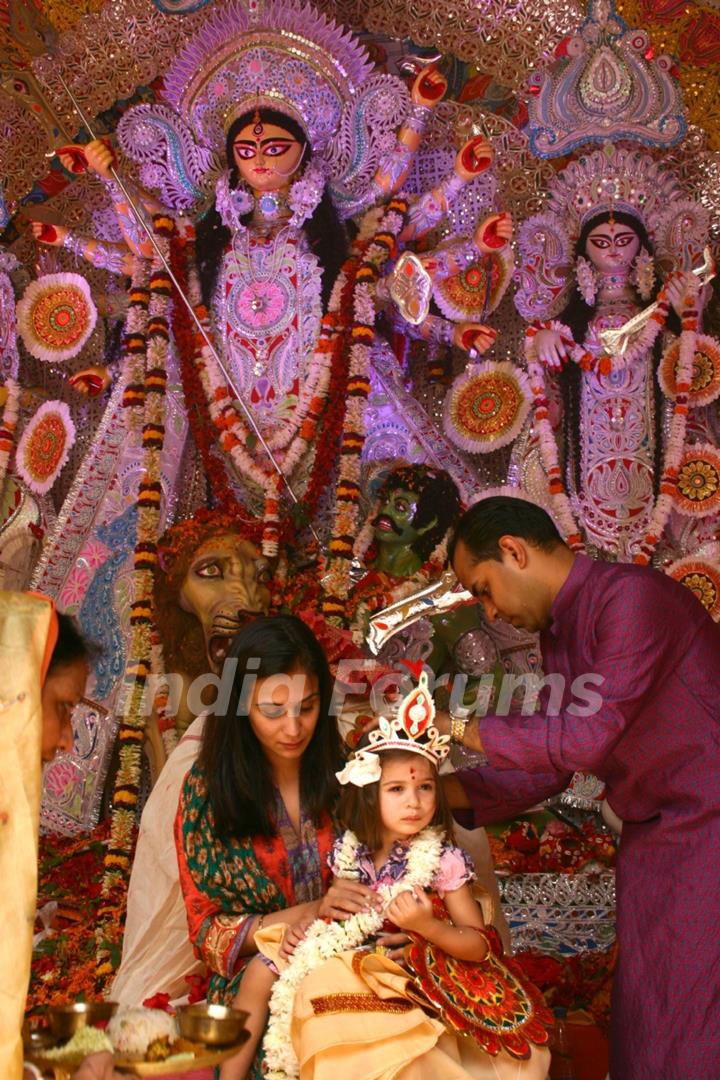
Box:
[321,196,409,623]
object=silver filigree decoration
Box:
[327,72,410,208]
[499,871,616,955]
[526,0,686,158]
[515,211,573,321]
[118,102,220,210]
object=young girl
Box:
[223,672,551,1080]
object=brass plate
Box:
[31,1031,250,1077]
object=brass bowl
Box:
[48,1001,118,1041]
[176,1003,249,1047]
[22,1022,57,1052]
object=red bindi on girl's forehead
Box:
[409,766,416,778]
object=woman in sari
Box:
[174,615,378,1075]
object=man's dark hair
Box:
[449,496,564,564]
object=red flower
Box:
[143,992,173,1013]
[641,0,690,24]
[185,972,210,1004]
[513,952,564,989]
[680,13,720,66]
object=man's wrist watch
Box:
[449,706,471,744]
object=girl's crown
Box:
[336,671,450,787]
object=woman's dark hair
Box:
[448,496,563,565]
[338,746,455,852]
[199,614,342,838]
[48,612,98,674]
[557,209,673,498]
[195,107,349,309]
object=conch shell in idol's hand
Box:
[600,245,716,355]
[388,252,433,325]
[366,568,473,655]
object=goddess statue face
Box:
[179,532,273,668]
[585,220,641,275]
[232,119,305,192]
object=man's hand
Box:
[72,1051,137,1079]
[386,888,435,934]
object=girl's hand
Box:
[411,66,447,108]
[375,930,411,963]
[30,221,67,247]
[318,880,382,920]
[386,888,434,933]
[534,328,567,369]
[279,915,315,960]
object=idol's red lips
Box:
[376,518,394,531]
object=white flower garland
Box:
[262,826,444,1080]
[524,281,699,562]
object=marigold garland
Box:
[97,216,172,983]
[321,197,409,624]
[121,266,151,426]
[0,377,20,494]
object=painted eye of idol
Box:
[588,230,638,250]
[255,558,272,585]
[195,559,223,579]
[232,137,300,160]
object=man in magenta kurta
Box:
[442,495,720,1080]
